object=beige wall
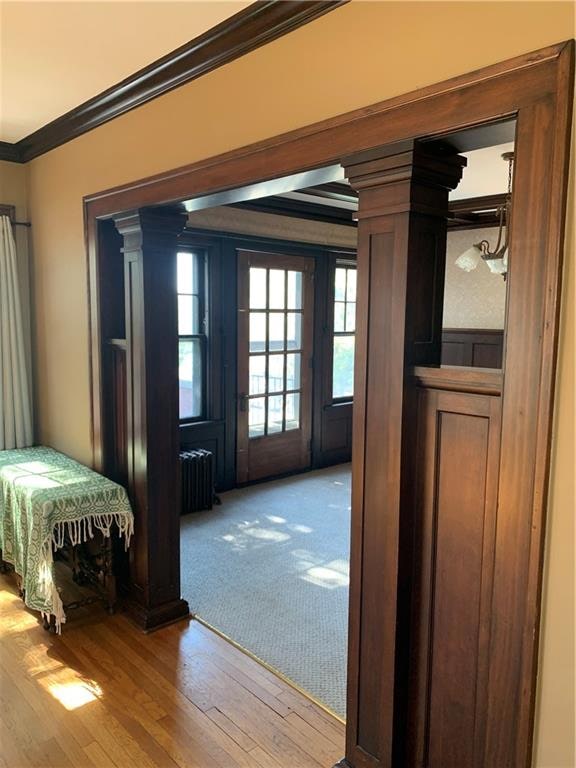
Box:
[22,2,575,764]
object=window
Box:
[177,251,206,421]
[332,263,356,400]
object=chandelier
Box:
[454,151,514,279]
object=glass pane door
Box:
[237,250,314,484]
[248,267,303,438]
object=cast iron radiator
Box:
[180,449,215,514]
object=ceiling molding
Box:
[2,0,348,164]
[0,142,23,163]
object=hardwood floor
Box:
[0,573,344,768]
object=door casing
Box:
[86,41,574,767]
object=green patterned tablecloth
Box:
[0,446,133,631]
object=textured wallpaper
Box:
[443,227,507,329]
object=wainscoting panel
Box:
[441,328,504,368]
[408,381,502,768]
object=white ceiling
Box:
[0,1,251,142]
[450,142,516,200]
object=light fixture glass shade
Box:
[485,248,508,275]
[455,244,483,272]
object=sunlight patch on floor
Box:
[0,589,39,635]
[266,515,287,524]
[40,668,103,711]
[301,559,350,589]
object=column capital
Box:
[114,205,188,251]
[343,140,466,219]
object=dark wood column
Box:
[340,141,465,768]
[114,206,190,631]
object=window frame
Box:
[177,248,208,424]
[331,258,357,404]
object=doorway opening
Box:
[175,118,515,720]
[175,173,357,718]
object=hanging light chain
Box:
[479,151,514,262]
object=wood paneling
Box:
[407,380,502,768]
[441,328,504,368]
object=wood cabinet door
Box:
[236,250,314,483]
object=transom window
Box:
[178,250,206,421]
[332,263,356,400]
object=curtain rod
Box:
[0,207,31,227]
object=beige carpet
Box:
[180,464,351,718]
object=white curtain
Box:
[0,215,33,449]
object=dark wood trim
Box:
[447,193,508,229]
[0,142,21,163]
[1,1,348,164]
[410,365,503,395]
[84,42,567,215]
[231,197,357,226]
[84,40,574,768]
[112,206,190,631]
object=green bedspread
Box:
[0,446,133,631]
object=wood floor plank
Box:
[0,575,345,768]
[248,746,285,768]
[83,741,117,768]
[91,624,264,768]
[206,708,259,752]
[276,689,344,746]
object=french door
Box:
[236,250,314,483]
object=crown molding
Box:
[0,142,22,163]
[0,0,348,164]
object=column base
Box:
[125,596,190,632]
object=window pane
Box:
[334,301,345,333]
[267,395,283,434]
[346,268,357,302]
[287,312,302,350]
[346,301,356,333]
[249,355,266,395]
[249,397,266,438]
[179,339,202,419]
[333,336,355,399]
[178,294,200,334]
[268,313,285,351]
[178,294,193,334]
[250,267,267,309]
[177,251,195,294]
[268,354,284,393]
[286,353,301,391]
[249,312,266,352]
[335,267,347,301]
[285,393,300,431]
[269,269,285,309]
[287,270,302,309]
